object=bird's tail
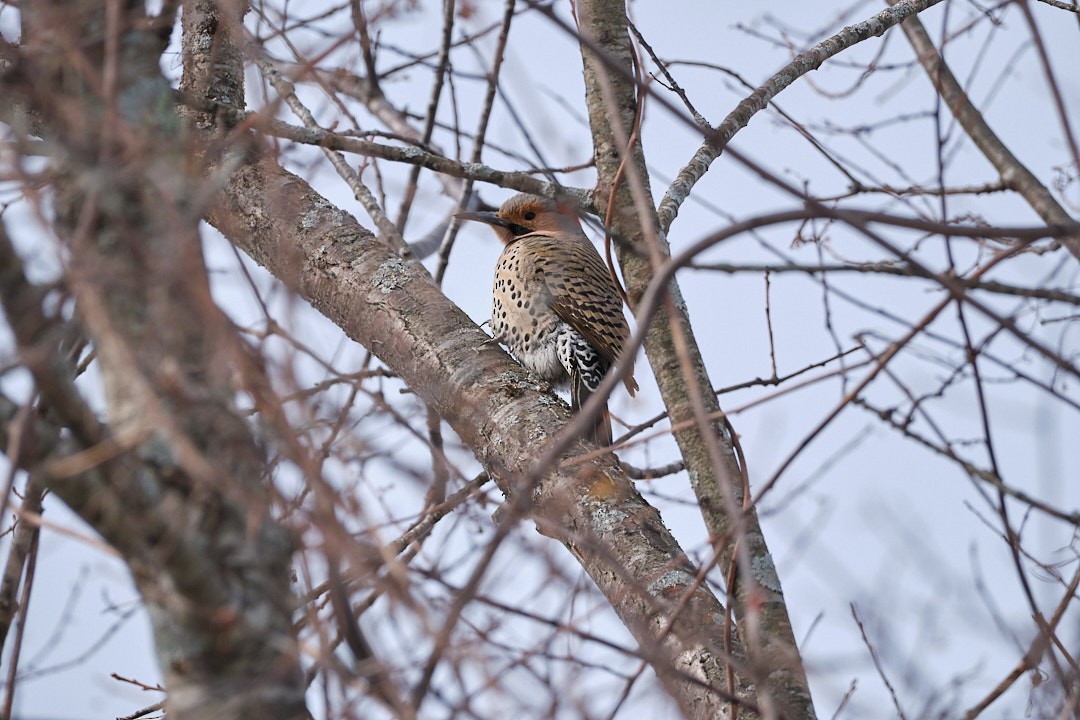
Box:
[571,375,613,448]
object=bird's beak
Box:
[455,210,509,228]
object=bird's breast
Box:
[491,246,565,382]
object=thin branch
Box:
[0,473,45,654]
[1033,0,1080,10]
[688,260,1080,306]
[962,565,1080,718]
[856,397,1079,526]
[252,50,409,252]
[393,0,456,233]
[1,487,41,720]
[656,0,946,233]
[432,0,516,285]
[889,0,1080,260]
[116,700,166,720]
[851,604,908,720]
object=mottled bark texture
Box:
[10,2,307,717]
[575,0,817,717]
[181,1,753,718]
[206,149,752,720]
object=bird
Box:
[458,193,638,447]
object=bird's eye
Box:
[523,211,536,221]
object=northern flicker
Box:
[458,193,638,446]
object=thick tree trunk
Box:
[575,1,817,717]
[10,2,308,717]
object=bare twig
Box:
[657,0,947,232]
[888,0,1080,260]
[851,604,908,720]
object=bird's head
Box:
[457,193,584,245]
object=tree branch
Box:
[573,0,816,717]
[888,0,1080,261]
[656,0,945,233]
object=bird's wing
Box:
[541,236,629,367]
[549,260,639,397]
[515,233,637,395]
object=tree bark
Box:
[10,2,308,717]
[575,1,817,717]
